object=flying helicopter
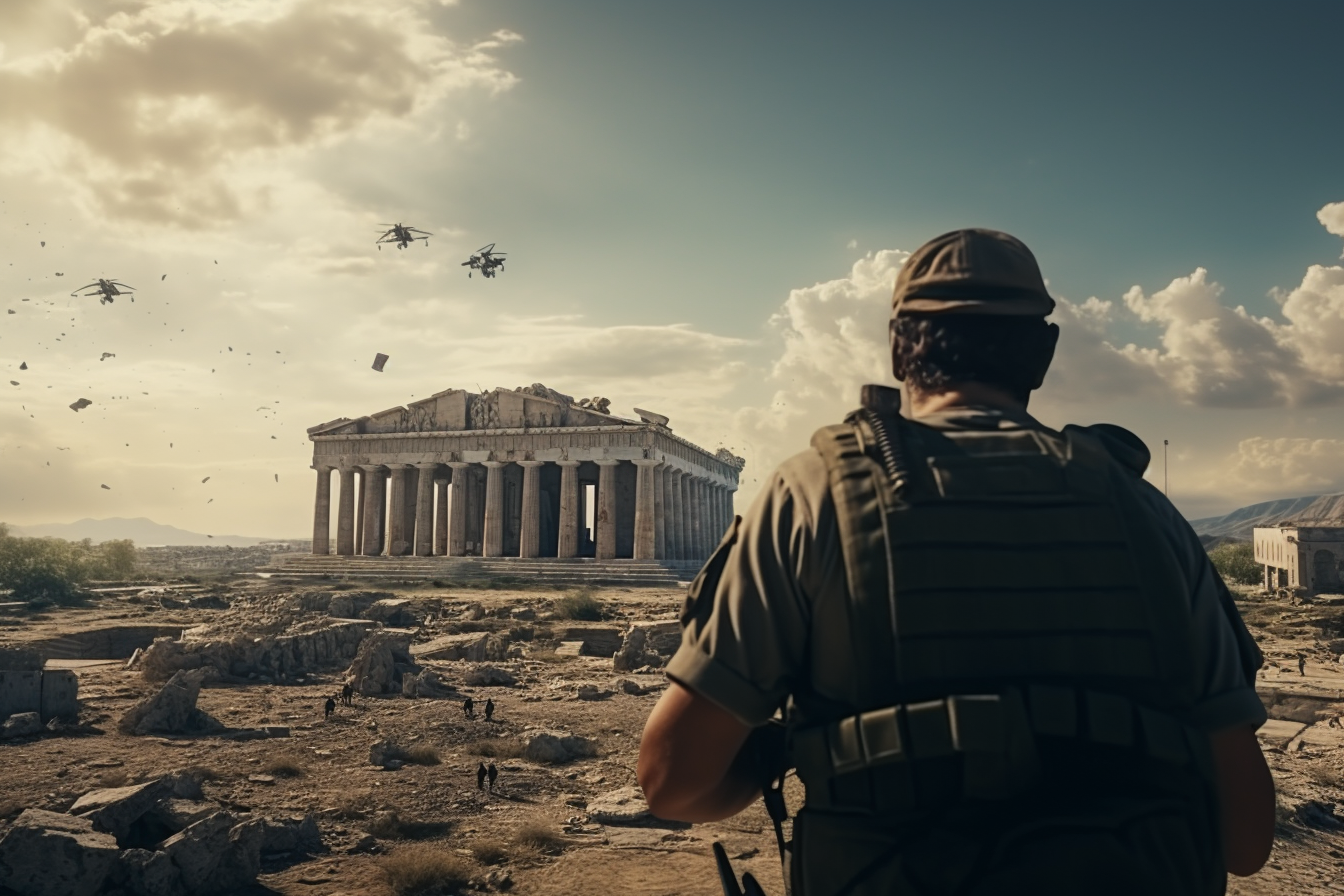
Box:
[462,243,506,278]
[71,279,135,304]
[375,223,431,250]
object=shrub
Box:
[468,738,525,759]
[0,527,137,603]
[1208,542,1260,586]
[367,810,452,841]
[554,589,604,621]
[403,744,441,766]
[379,844,473,896]
[470,839,509,866]
[511,822,566,855]
[261,756,307,778]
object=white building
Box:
[1253,525,1344,593]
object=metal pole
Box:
[1163,440,1169,496]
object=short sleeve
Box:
[664,467,812,727]
[1134,480,1267,732]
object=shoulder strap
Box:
[810,420,898,708]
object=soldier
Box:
[487,763,498,792]
[484,698,495,722]
[1299,654,1307,676]
[638,229,1275,895]
[463,697,475,719]
[477,762,488,791]
[323,696,336,720]
[341,682,354,706]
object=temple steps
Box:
[259,554,699,587]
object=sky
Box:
[2,0,1343,537]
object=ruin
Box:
[304,385,744,565]
[1254,525,1344,593]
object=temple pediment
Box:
[315,384,651,435]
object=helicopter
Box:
[462,243,506,278]
[71,279,135,304]
[375,223,431,250]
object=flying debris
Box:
[100,353,115,361]
[55,273,63,277]
[161,274,167,280]
[462,243,506,278]
[8,381,17,387]
[274,474,279,482]
[69,398,92,411]
[207,499,213,504]
[19,362,26,370]
[201,476,210,483]
[101,484,110,490]
[372,352,389,372]
[6,310,13,315]
[56,447,69,451]
[375,223,431,250]
[72,279,135,305]
[40,241,45,247]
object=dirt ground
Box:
[3,577,1344,895]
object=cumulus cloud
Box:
[1227,437,1344,494]
[1319,201,1344,243]
[0,0,518,225]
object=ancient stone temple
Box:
[306,385,744,565]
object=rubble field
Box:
[0,578,1342,895]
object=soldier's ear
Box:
[1027,323,1060,390]
[890,320,907,382]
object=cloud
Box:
[1319,201,1344,243]
[1226,437,1344,494]
[0,0,519,226]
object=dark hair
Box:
[891,314,1056,401]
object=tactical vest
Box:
[783,391,1224,896]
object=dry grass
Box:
[367,810,453,842]
[554,590,605,621]
[182,765,222,783]
[468,738,525,759]
[403,743,441,766]
[470,838,509,866]
[379,844,473,896]
[511,821,566,855]
[333,791,373,820]
[260,755,307,778]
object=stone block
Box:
[0,809,120,896]
[0,670,41,721]
[40,668,79,722]
[558,626,623,657]
[160,811,261,896]
[414,632,488,662]
[121,848,183,896]
[522,731,598,764]
[71,778,172,845]
[1,711,42,739]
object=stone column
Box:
[482,461,506,558]
[311,467,332,555]
[704,482,719,551]
[386,464,412,556]
[414,463,436,556]
[433,479,449,555]
[360,465,385,555]
[447,462,470,556]
[653,464,667,561]
[595,459,620,561]
[336,467,356,555]
[673,470,689,562]
[556,460,581,559]
[518,461,545,558]
[689,477,705,562]
[632,459,659,561]
[354,468,365,556]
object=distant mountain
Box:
[1188,494,1344,541]
[8,517,299,548]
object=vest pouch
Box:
[792,798,1217,896]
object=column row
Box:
[312,460,736,565]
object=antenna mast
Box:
[1164,439,1169,496]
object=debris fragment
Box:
[70,398,92,411]
[55,272,63,276]
[101,484,110,490]
[274,474,278,482]
[8,381,16,386]
[201,477,210,483]
[207,499,213,504]
[6,310,13,314]
[100,353,115,361]
[39,241,44,247]
[372,352,389,372]
[18,362,26,369]
[161,274,167,280]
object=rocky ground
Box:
[0,576,1342,895]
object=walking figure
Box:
[484,698,495,722]
[341,683,354,706]
[323,696,336,720]
[487,762,498,792]
[477,762,488,791]
[463,697,475,719]
[1299,655,1307,676]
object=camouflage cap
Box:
[892,228,1055,317]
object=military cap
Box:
[892,228,1055,317]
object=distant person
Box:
[477,762,488,791]
[341,682,354,706]
[487,763,498,792]
[463,697,476,719]
[638,228,1275,895]
[1299,655,1307,676]
[323,696,336,720]
[484,698,495,722]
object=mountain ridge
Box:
[7,517,300,548]
[1188,494,1344,541]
